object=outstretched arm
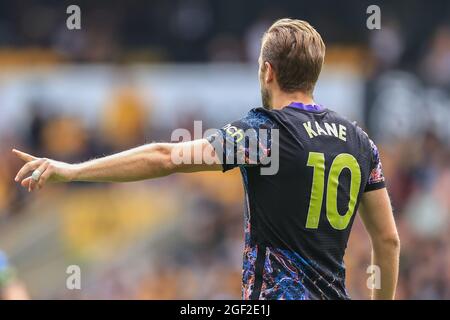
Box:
[359,188,400,300]
[13,139,222,191]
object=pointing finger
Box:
[12,149,38,163]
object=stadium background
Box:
[0,0,450,299]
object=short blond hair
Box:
[261,18,326,94]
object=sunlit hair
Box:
[261,18,326,95]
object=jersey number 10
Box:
[306,152,361,230]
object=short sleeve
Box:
[364,138,386,192]
[206,108,276,172]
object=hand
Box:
[12,149,77,192]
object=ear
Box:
[264,61,274,84]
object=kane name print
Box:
[303,121,347,142]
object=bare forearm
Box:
[359,188,400,300]
[371,240,400,300]
[72,143,174,183]
[13,139,220,191]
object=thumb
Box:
[21,177,32,188]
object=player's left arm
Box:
[358,137,400,300]
[12,139,222,191]
[359,188,400,300]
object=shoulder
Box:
[352,122,381,165]
[237,107,277,129]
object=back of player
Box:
[227,102,385,300]
[12,18,397,301]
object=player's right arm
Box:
[12,139,222,191]
[359,187,400,300]
[13,108,273,191]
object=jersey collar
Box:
[288,102,324,112]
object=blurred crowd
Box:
[0,0,450,299]
[0,0,449,65]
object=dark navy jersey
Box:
[207,103,385,300]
